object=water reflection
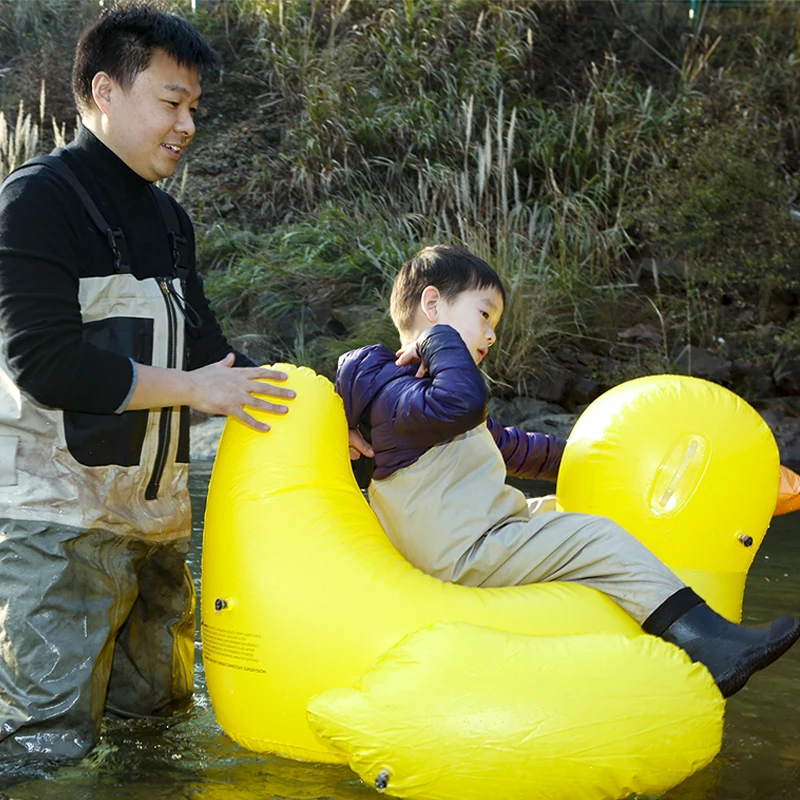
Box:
[5,466,800,799]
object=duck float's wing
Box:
[307,621,724,800]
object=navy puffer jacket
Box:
[335,324,565,481]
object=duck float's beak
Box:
[775,464,800,516]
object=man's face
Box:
[102,49,201,182]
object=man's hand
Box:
[348,428,374,460]
[129,353,295,432]
[187,353,295,431]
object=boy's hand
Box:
[395,342,427,378]
[348,429,374,460]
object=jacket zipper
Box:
[145,278,178,500]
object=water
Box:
[5,466,800,800]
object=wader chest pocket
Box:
[65,317,154,467]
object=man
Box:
[0,5,304,765]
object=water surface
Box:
[5,466,800,800]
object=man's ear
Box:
[91,72,115,117]
[419,285,440,324]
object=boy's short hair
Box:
[390,245,506,334]
[72,4,219,114]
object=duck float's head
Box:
[229,364,354,491]
[556,374,780,621]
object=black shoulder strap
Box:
[150,185,190,285]
[149,184,202,331]
[7,153,131,274]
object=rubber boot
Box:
[659,602,800,698]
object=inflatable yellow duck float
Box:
[201,367,781,800]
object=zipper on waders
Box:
[145,278,178,500]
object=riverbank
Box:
[4,1,800,454]
[185,1,800,443]
[189,396,800,464]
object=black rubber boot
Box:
[658,602,800,698]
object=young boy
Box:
[336,244,800,698]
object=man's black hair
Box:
[390,244,506,334]
[72,3,218,113]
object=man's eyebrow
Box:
[162,82,202,101]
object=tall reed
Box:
[0,101,39,179]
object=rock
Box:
[773,346,800,394]
[489,397,568,427]
[674,345,732,383]
[729,362,774,400]
[191,416,226,461]
[488,396,576,439]
[272,297,361,344]
[566,374,603,409]
[518,413,577,440]
[530,368,571,404]
[618,323,662,346]
[763,289,798,326]
[755,399,800,463]
[230,333,275,365]
[487,397,514,422]
[330,304,386,334]
[635,258,686,287]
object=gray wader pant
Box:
[0,272,194,761]
[369,425,686,624]
[0,521,194,761]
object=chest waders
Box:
[0,156,198,762]
[370,424,685,623]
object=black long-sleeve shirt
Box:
[0,126,249,415]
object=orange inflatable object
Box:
[775,465,800,516]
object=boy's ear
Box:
[420,285,440,324]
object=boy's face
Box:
[99,49,201,182]
[436,287,504,365]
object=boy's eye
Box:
[481,311,490,320]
